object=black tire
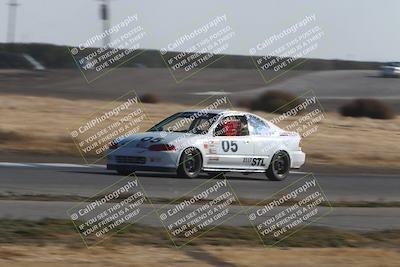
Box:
[266,151,290,181]
[177,148,203,178]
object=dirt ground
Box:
[0,245,399,267]
[0,93,399,170]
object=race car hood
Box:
[115,131,202,150]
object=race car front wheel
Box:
[266,151,290,181]
[177,148,203,178]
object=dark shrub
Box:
[0,129,23,143]
[340,99,394,120]
[250,90,302,114]
[236,98,252,109]
[139,93,160,104]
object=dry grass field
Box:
[0,93,399,170]
[0,245,399,267]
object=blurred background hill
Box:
[0,43,383,70]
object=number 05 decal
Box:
[140,137,163,143]
[221,141,238,152]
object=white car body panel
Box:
[107,110,305,174]
[381,62,400,77]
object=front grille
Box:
[116,156,146,164]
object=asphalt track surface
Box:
[2,69,400,111]
[1,163,399,201]
[0,201,398,231]
[0,163,399,230]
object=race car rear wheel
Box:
[266,151,290,181]
[177,147,203,178]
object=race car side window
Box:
[248,115,270,136]
[214,115,249,136]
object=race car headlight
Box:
[148,144,176,151]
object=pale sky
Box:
[0,0,399,61]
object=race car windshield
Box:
[148,112,220,134]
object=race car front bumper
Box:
[106,148,179,172]
[107,164,176,172]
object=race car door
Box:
[205,115,254,169]
[246,114,284,169]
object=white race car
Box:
[381,62,400,77]
[107,110,305,181]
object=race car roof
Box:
[183,109,231,115]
